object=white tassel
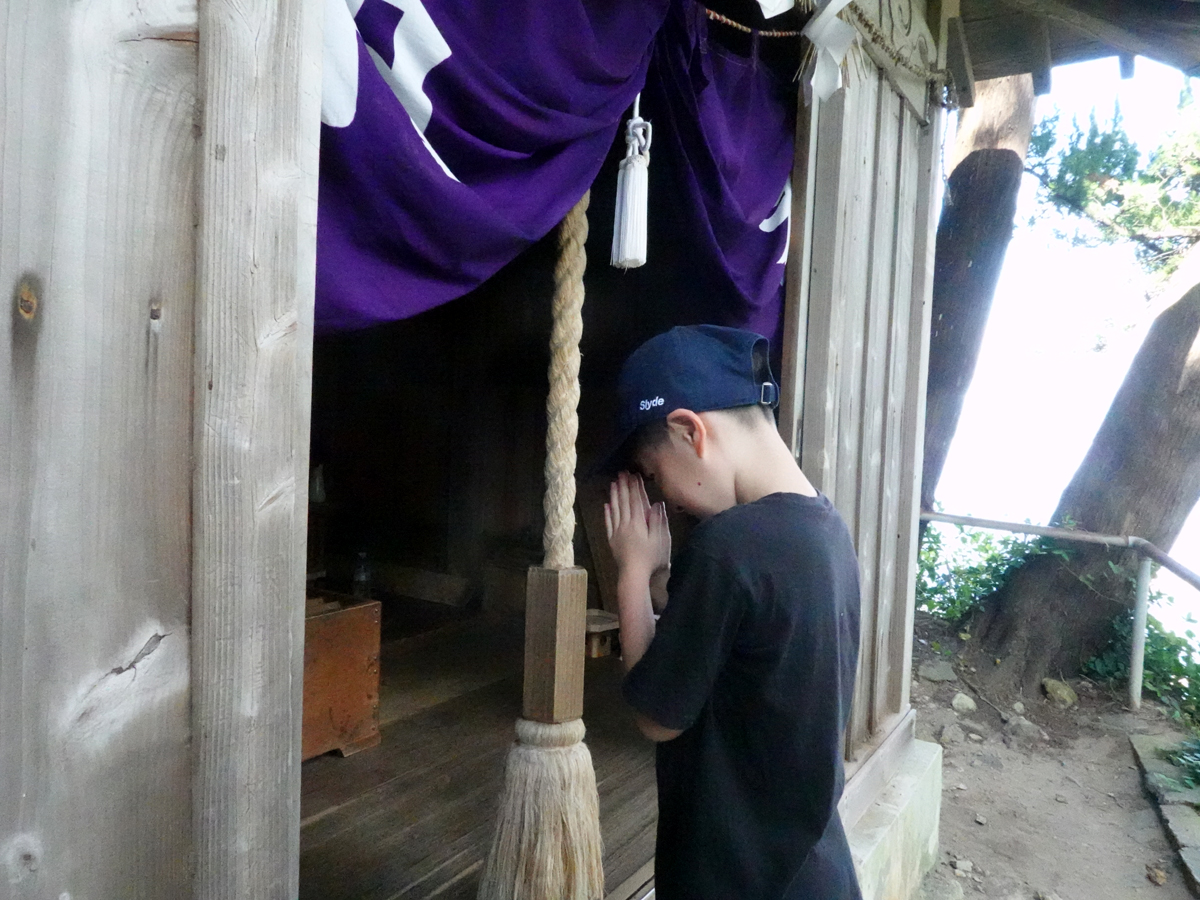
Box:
[611,95,652,269]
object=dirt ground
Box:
[911,612,1195,900]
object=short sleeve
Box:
[622,540,747,732]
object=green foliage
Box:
[917,522,1063,621]
[1026,86,1200,275]
[1084,608,1200,725]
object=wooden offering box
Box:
[302,596,382,761]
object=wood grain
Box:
[858,84,902,736]
[303,601,382,760]
[778,95,819,454]
[800,52,940,759]
[896,107,945,716]
[191,0,322,893]
[1,0,197,894]
[837,62,881,749]
[376,614,524,727]
[299,656,655,900]
[801,86,848,498]
[873,106,922,727]
[522,566,588,723]
[849,0,939,121]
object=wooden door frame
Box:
[190,0,323,895]
[777,92,820,455]
[776,70,945,802]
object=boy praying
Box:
[604,325,863,900]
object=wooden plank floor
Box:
[300,616,657,900]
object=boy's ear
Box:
[665,409,706,457]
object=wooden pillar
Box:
[895,106,944,717]
[778,87,820,455]
[191,0,323,895]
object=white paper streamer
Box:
[756,0,796,18]
[800,0,857,104]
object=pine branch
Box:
[1024,166,1170,257]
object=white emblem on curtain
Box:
[760,177,793,268]
[322,0,459,181]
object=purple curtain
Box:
[642,2,795,345]
[316,0,795,341]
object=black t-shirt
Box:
[623,492,862,900]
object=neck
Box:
[732,428,817,505]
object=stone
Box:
[1012,701,1025,715]
[919,660,959,683]
[968,733,984,742]
[915,870,965,900]
[1160,804,1200,850]
[1004,715,1045,744]
[1034,892,1064,900]
[951,859,973,874]
[1055,793,1068,803]
[951,692,977,714]
[940,724,965,745]
[1178,848,1200,893]
[1042,678,1078,708]
[975,814,987,825]
[976,751,1004,769]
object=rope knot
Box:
[516,718,586,748]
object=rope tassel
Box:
[479,193,604,900]
[611,96,651,270]
[478,720,604,900]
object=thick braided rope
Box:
[543,191,589,570]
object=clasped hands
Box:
[605,471,671,586]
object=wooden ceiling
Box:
[960,0,1200,92]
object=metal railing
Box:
[920,511,1200,709]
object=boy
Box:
[603,324,863,899]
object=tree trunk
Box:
[972,270,1200,696]
[922,76,1035,516]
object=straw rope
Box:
[543,191,589,570]
[701,2,948,88]
[702,5,809,37]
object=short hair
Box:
[632,403,776,456]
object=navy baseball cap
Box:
[597,324,780,473]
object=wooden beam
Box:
[191,0,323,894]
[927,0,960,71]
[895,104,945,717]
[996,0,1200,77]
[777,91,819,455]
[947,17,976,108]
[1031,17,1053,95]
[2,0,198,889]
[522,567,588,723]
